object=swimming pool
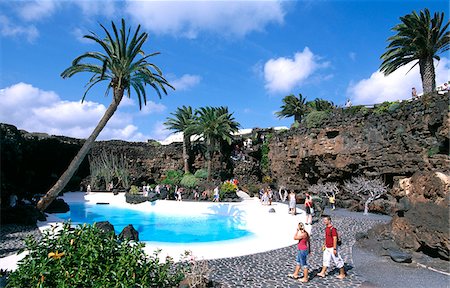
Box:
[54,201,252,243]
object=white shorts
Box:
[323,247,344,268]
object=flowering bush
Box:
[220,181,237,193]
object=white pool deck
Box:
[0,192,310,270]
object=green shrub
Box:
[220,181,237,194]
[345,105,369,116]
[194,169,208,179]
[305,111,329,128]
[160,170,183,186]
[262,175,272,184]
[260,139,271,174]
[218,181,238,200]
[427,146,440,157]
[388,102,401,112]
[244,184,260,198]
[180,173,198,189]
[6,222,184,287]
[373,101,396,115]
[129,185,140,194]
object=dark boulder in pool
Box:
[119,224,139,241]
[45,198,70,213]
[95,221,115,235]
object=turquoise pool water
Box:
[54,202,252,243]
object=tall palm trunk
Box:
[182,135,190,174]
[419,57,436,94]
[206,138,213,181]
[37,90,124,211]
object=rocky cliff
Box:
[268,93,449,190]
[0,124,90,205]
[1,93,448,202]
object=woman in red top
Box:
[304,193,313,225]
[288,222,310,283]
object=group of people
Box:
[259,187,273,205]
[289,215,346,283]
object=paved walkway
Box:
[207,213,387,287]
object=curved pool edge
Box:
[24,192,310,263]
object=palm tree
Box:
[380,9,449,94]
[193,107,240,181]
[164,106,195,174]
[36,19,173,211]
[307,98,336,112]
[275,93,308,124]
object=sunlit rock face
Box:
[268,93,449,192]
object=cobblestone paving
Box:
[0,224,41,258]
[207,216,389,288]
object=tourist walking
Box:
[317,215,346,279]
[213,186,220,202]
[288,190,296,215]
[329,195,336,210]
[412,87,418,98]
[304,193,313,225]
[268,187,273,205]
[288,222,310,283]
[278,186,288,202]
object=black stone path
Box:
[207,214,389,288]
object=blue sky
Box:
[1,0,448,142]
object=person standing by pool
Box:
[288,190,296,215]
[317,215,345,279]
[329,195,336,210]
[288,222,310,283]
[304,193,313,225]
[213,186,220,202]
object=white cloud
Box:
[0,82,154,141]
[347,58,450,105]
[149,121,172,141]
[17,0,59,21]
[170,74,201,91]
[263,47,329,94]
[139,101,167,115]
[125,0,286,39]
[72,0,116,17]
[0,15,39,42]
[71,27,92,44]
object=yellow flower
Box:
[48,251,65,259]
[70,239,75,246]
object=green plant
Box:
[244,184,260,198]
[427,146,440,157]
[305,111,329,128]
[129,185,140,195]
[373,101,393,115]
[180,174,198,189]
[220,181,237,194]
[260,134,272,175]
[88,151,132,190]
[160,170,183,186]
[194,169,208,179]
[388,102,401,112]
[262,175,272,184]
[6,222,185,287]
[345,105,370,116]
